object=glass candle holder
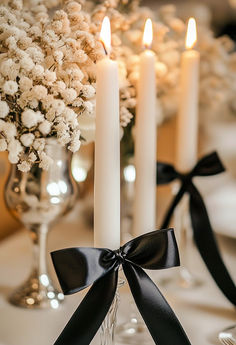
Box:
[162,183,202,289]
[100,277,124,345]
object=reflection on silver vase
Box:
[4,139,77,309]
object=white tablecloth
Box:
[0,211,235,345]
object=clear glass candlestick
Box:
[100,278,124,345]
[163,183,202,289]
[219,325,236,344]
[174,194,198,288]
[116,300,153,345]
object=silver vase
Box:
[4,139,77,309]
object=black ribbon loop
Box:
[51,228,191,345]
[157,152,236,306]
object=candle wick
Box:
[143,43,150,50]
[101,41,109,56]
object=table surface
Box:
[0,206,235,345]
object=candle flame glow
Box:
[100,16,111,56]
[186,17,197,50]
[142,18,153,49]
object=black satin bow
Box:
[51,228,191,345]
[157,152,236,306]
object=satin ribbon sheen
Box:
[157,152,236,306]
[51,228,191,345]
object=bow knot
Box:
[101,250,118,264]
[178,171,193,185]
[51,228,191,345]
[156,151,236,307]
[114,248,126,264]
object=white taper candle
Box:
[94,17,120,249]
[176,17,200,172]
[133,19,157,237]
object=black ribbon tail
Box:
[54,269,118,345]
[123,262,192,345]
[161,184,186,229]
[189,183,236,306]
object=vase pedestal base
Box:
[9,269,64,309]
[161,267,203,290]
[116,318,153,345]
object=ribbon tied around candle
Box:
[51,228,191,345]
[157,152,236,306]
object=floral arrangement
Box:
[89,0,236,161]
[0,0,104,171]
[0,0,235,170]
[90,0,236,121]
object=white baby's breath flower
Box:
[55,120,70,145]
[120,106,133,127]
[19,36,32,49]
[71,80,83,93]
[68,68,84,82]
[17,160,31,172]
[57,132,71,145]
[0,138,7,151]
[62,108,78,128]
[53,99,65,115]
[8,139,23,163]
[73,49,87,63]
[168,18,185,33]
[33,138,45,152]
[54,81,66,93]
[3,80,18,96]
[66,1,82,13]
[19,77,33,92]
[155,62,168,78]
[81,85,95,99]
[32,64,44,79]
[11,0,23,11]
[5,36,17,50]
[28,152,37,162]
[159,50,180,68]
[28,98,39,109]
[55,119,69,132]
[20,133,35,147]
[39,151,53,170]
[32,85,48,100]
[0,101,9,118]
[0,59,14,77]
[26,47,44,64]
[38,120,51,135]
[2,122,17,139]
[123,98,136,109]
[21,109,43,128]
[8,153,19,164]
[68,129,81,152]
[20,56,34,72]
[44,70,57,85]
[61,88,77,104]
[72,99,82,107]
[83,101,94,116]
[52,20,63,33]
[53,50,64,65]
[29,25,42,38]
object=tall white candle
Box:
[133,19,157,237]
[94,17,120,249]
[176,18,200,172]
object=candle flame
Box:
[185,17,197,49]
[100,16,111,56]
[142,18,153,49]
